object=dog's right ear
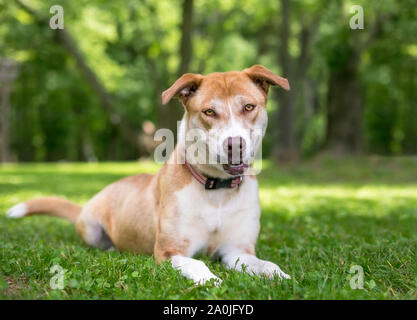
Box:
[162,73,203,105]
[243,65,290,94]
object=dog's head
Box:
[162,65,290,178]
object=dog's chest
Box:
[192,193,238,233]
[174,178,258,234]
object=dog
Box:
[7,65,291,285]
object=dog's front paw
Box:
[171,256,222,286]
[259,261,291,280]
[189,261,222,286]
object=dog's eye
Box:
[244,104,256,112]
[203,109,215,117]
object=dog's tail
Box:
[6,197,82,223]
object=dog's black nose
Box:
[223,136,246,164]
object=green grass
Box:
[1,157,417,299]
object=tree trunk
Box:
[325,66,363,154]
[0,84,11,162]
[165,0,194,136]
[178,0,194,77]
[323,9,390,155]
[324,33,366,155]
[275,0,298,162]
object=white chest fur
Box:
[174,177,261,257]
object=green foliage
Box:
[1,158,417,299]
[0,0,417,160]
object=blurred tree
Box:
[322,2,388,154]
[275,0,296,161]
[15,0,143,155]
[164,0,194,136]
[274,0,324,161]
[363,0,417,155]
[0,59,19,162]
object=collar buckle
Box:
[205,178,217,190]
[204,176,242,190]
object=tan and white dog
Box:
[7,65,291,285]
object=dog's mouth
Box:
[218,149,251,176]
[223,163,249,175]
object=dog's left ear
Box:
[243,65,290,94]
[162,73,203,105]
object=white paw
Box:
[242,259,291,280]
[171,255,222,286]
[181,260,223,286]
[6,203,27,218]
[259,261,291,280]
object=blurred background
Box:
[0,0,416,163]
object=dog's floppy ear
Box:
[243,65,290,94]
[162,73,203,105]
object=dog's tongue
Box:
[223,163,248,175]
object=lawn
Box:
[1,157,417,299]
